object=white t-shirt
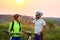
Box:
[32,18,46,34]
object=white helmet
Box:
[36,11,43,16]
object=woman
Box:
[8,14,22,40]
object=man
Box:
[8,14,22,40]
[27,11,46,40]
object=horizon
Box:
[0,14,60,18]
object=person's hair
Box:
[13,14,21,22]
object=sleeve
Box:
[42,20,46,26]
[31,19,35,23]
[9,22,12,30]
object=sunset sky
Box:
[0,0,60,18]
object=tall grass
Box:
[0,22,60,40]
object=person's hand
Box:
[9,32,12,35]
[37,32,40,36]
[8,30,12,35]
[20,31,23,34]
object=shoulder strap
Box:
[10,21,14,31]
[19,22,21,31]
[19,22,20,27]
[10,21,21,31]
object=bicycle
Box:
[22,31,32,40]
[0,30,32,40]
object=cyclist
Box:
[8,14,22,40]
[27,11,46,40]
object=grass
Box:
[0,23,60,40]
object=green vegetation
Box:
[0,20,60,40]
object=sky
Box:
[0,0,60,18]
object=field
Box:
[0,20,60,40]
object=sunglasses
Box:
[36,15,40,16]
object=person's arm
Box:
[20,23,23,34]
[38,25,46,36]
[42,25,46,32]
[8,22,12,35]
[26,17,35,24]
[42,20,46,32]
[37,20,46,35]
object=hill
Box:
[0,15,31,23]
[0,15,60,26]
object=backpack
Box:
[10,21,21,32]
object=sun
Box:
[16,0,23,3]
